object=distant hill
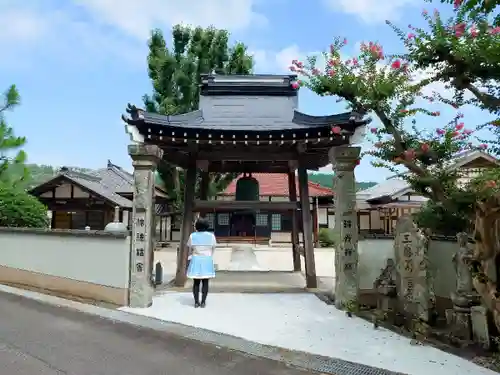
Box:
[9,164,96,190]
[308,172,377,192]
[14,165,378,193]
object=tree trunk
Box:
[471,195,500,331]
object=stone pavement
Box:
[154,246,336,291]
[122,292,496,375]
[0,290,314,375]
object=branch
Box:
[464,82,500,111]
[374,108,448,203]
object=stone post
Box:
[450,233,481,340]
[128,144,163,308]
[329,146,361,310]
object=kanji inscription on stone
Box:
[136,248,144,257]
[136,262,144,273]
[394,217,435,322]
[344,263,354,271]
[343,219,352,228]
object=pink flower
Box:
[289,65,297,72]
[421,143,430,152]
[454,23,466,37]
[436,129,445,135]
[400,109,409,113]
[343,38,348,45]
[408,33,416,39]
[355,159,360,166]
[458,113,464,118]
[404,149,416,161]
[312,68,321,76]
[485,180,497,188]
[352,57,359,66]
[367,42,384,60]
[291,81,300,89]
[463,129,473,135]
[455,122,464,130]
[391,60,402,69]
[345,59,351,65]
[370,127,378,134]
[328,70,336,77]
[330,44,335,54]
[331,126,341,134]
[374,142,382,148]
[431,111,440,116]
[489,27,500,35]
[454,0,463,8]
[479,143,488,149]
[451,131,460,137]
[470,25,479,38]
[327,59,339,67]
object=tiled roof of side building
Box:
[60,170,133,208]
[221,173,333,197]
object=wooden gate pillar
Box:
[288,171,301,271]
[175,166,197,286]
[297,166,317,288]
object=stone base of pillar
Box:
[450,306,473,341]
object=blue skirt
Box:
[187,255,215,279]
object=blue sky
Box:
[1,0,494,182]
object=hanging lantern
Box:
[235,173,259,201]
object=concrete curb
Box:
[0,284,402,375]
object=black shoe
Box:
[200,302,206,308]
[194,302,200,308]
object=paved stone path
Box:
[0,291,315,375]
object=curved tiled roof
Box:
[221,173,333,197]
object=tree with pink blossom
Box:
[293,25,500,325]
[388,1,500,153]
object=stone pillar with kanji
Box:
[128,144,163,308]
[329,146,361,310]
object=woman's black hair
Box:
[195,217,210,232]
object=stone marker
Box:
[330,146,361,310]
[128,144,163,308]
[394,216,435,323]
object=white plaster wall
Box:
[359,214,370,231]
[428,240,458,299]
[370,211,382,230]
[358,239,394,290]
[0,231,131,288]
[328,215,335,229]
[318,208,328,225]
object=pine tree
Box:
[0,84,27,185]
[143,25,254,208]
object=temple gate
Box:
[123,74,369,307]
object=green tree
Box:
[0,85,27,185]
[0,181,49,228]
[0,86,49,228]
[143,25,254,208]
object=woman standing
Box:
[186,217,217,308]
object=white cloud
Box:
[0,0,266,70]
[74,0,267,40]
[323,0,418,23]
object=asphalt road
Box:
[0,292,315,375]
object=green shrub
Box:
[318,228,340,247]
[0,182,49,228]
